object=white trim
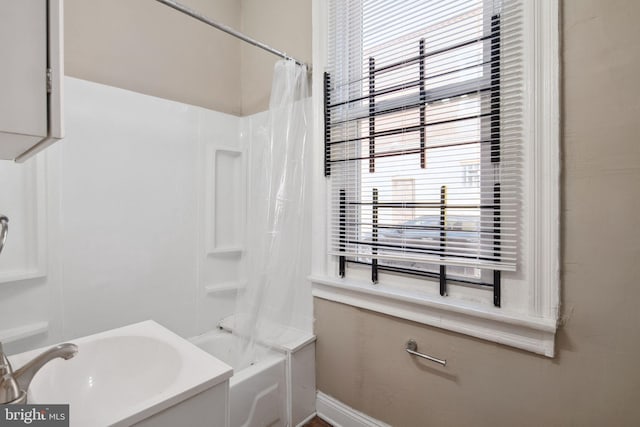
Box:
[0,321,48,344]
[311,0,329,278]
[311,275,555,332]
[531,0,561,320]
[316,392,391,427]
[296,412,317,427]
[312,276,556,356]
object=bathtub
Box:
[190,330,287,427]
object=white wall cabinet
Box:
[0,0,63,162]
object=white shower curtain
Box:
[234,60,311,369]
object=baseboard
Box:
[315,392,391,427]
[296,412,318,427]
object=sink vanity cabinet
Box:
[9,321,233,427]
[0,0,64,162]
[132,385,229,427]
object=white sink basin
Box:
[10,321,233,427]
[30,336,181,417]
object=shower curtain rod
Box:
[154,0,309,69]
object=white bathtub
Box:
[190,330,287,427]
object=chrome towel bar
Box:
[406,339,447,367]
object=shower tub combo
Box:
[190,324,316,427]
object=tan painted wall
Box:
[64,0,311,116]
[239,0,312,115]
[314,1,640,426]
[65,0,242,115]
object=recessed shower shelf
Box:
[207,247,243,256]
[205,281,247,295]
[205,146,245,256]
[0,321,48,344]
[0,270,46,284]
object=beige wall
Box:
[239,0,312,115]
[64,0,311,116]
[65,0,243,115]
[314,1,640,426]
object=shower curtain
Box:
[234,60,311,369]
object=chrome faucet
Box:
[0,341,78,404]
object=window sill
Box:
[310,275,557,357]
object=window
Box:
[312,0,560,357]
[324,0,517,306]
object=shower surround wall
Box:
[0,77,248,353]
[0,75,313,355]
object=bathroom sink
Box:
[9,321,233,427]
[28,336,181,419]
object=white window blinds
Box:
[325,0,524,280]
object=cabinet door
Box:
[0,0,48,159]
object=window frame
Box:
[325,0,503,298]
[310,0,560,357]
